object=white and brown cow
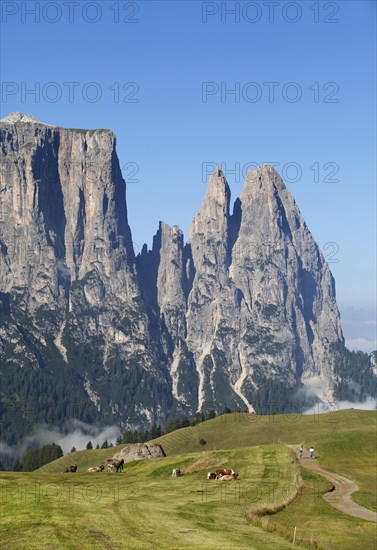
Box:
[87,464,105,473]
[172,468,181,477]
[215,469,235,476]
[106,458,124,473]
[218,472,239,481]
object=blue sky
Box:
[0,0,376,314]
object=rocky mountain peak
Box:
[0,112,51,125]
[243,164,287,200]
[204,166,231,208]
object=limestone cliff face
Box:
[0,113,136,303]
[229,166,342,400]
[186,169,243,410]
[137,222,197,412]
[144,165,344,413]
[0,113,355,446]
[0,113,171,436]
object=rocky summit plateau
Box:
[0,113,375,445]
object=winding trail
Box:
[291,445,377,522]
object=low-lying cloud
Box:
[303,395,376,415]
[293,377,376,414]
[1,419,121,459]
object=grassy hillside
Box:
[37,409,375,475]
[153,409,376,456]
[263,468,376,550]
[1,445,302,550]
[1,410,376,549]
[38,445,131,474]
[152,409,376,513]
[309,431,377,511]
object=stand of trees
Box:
[12,443,63,472]
[115,409,220,444]
[332,344,377,401]
[116,423,163,445]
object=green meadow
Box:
[0,410,375,549]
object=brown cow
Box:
[215,468,235,476]
[64,463,77,473]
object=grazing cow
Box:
[218,472,239,481]
[114,459,124,473]
[87,465,105,473]
[207,472,218,480]
[64,463,77,473]
[172,468,181,477]
[106,458,124,473]
[215,469,235,476]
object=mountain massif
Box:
[0,113,375,446]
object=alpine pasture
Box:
[0,410,375,549]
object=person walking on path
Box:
[309,446,315,459]
[299,445,304,459]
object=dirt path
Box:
[290,446,377,522]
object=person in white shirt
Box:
[309,446,315,459]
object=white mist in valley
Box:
[1,420,121,459]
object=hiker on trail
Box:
[309,446,315,459]
[299,445,304,459]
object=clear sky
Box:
[0,0,376,314]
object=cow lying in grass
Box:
[207,470,238,480]
[64,464,77,473]
[87,465,105,473]
[106,458,124,472]
[215,469,235,476]
[172,468,181,477]
[218,472,239,481]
